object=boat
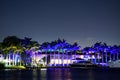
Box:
[107,60,120,68]
[70,60,98,68]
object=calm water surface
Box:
[0,68,120,80]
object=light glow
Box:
[50,59,71,64]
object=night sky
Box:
[0,0,120,48]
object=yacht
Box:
[70,60,97,68]
[107,60,120,68]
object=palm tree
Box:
[0,42,2,52]
[50,41,57,66]
[93,42,102,64]
[10,46,22,66]
[20,37,40,66]
[1,36,22,66]
[113,45,119,60]
[71,42,80,64]
[82,47,90,61]
[103,44,110,63]
[2,47,10,66]
[0,42,4,62]
[40,42,50,66]
[117,46,120,60]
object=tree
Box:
[21,37,40,67]
[1,36,22,66]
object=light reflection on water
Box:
[0,68,120,80]
[47,68,72,80]
[32,68,72,80]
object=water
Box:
[0,68,120,80]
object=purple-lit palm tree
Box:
[117,46,120,59]
[70,42,80,64]
[98,43,107,63]
[109,45,119,61]
[56,39,62,66]
[53,39,66,66]
[82,47,91,61]
[93,42,103,64]
[40,42,50,66]
[88,47,96,62]
[113,45,119,60]
[104,44,110,63]
[20,37,40,66]
[51,38,77,66]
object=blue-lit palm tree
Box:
[82,47,91,61]
[40,42,50,66]
[93,42,103,64]
[110,45,119,61]
[113,45,119,60]
[20,37,40,66]
[117,46,120,59]
[99,43,107,63]
[50,38,77,66]
[66,44,71,66]
[56,39,62,66]
[104,44,110,63]
[54,39,67,66]
[70,42,80,64]
[104,45,120,62]
[88,47,96,63]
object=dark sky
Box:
[0,0,120,48]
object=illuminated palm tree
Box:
[117,46,120,59]
[70,42,80,64]
[103,44,110,63]
[113,45,119,60]
[40,42,50,66]
[0,42,4,62]
[20,37,33,66]
[57,39,65,66]
[1,36,21,66]
[93,42,103,64]
[2,47,10,66]
[50,41,57,66]
[82,47,91,61]
[20,37,40,66]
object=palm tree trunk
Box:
[20,54,21,66]
[15,54,17,66]
[94,53,96,64]
[98,53,100,63]
[12,53,14,66]
[102,53,104,63]
[113,54,115,60]
[110,53,111,61]
[54,52,56,66]
[66,51,68,66]
[50,52,51,66]
[58,51,60,66]
[117,53,119,60]
[45,51,47,66]
[7,54,9,66]
[49,52,51,66]
[62,51,64,66]
[70,52,72,64]
[75,52,76,63]
[8,54,11,66]
[106,52,107,63]
[34,52,35,65]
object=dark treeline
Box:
[0,36,120,66]
[0,36,120,57]
[0,36,120,53]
